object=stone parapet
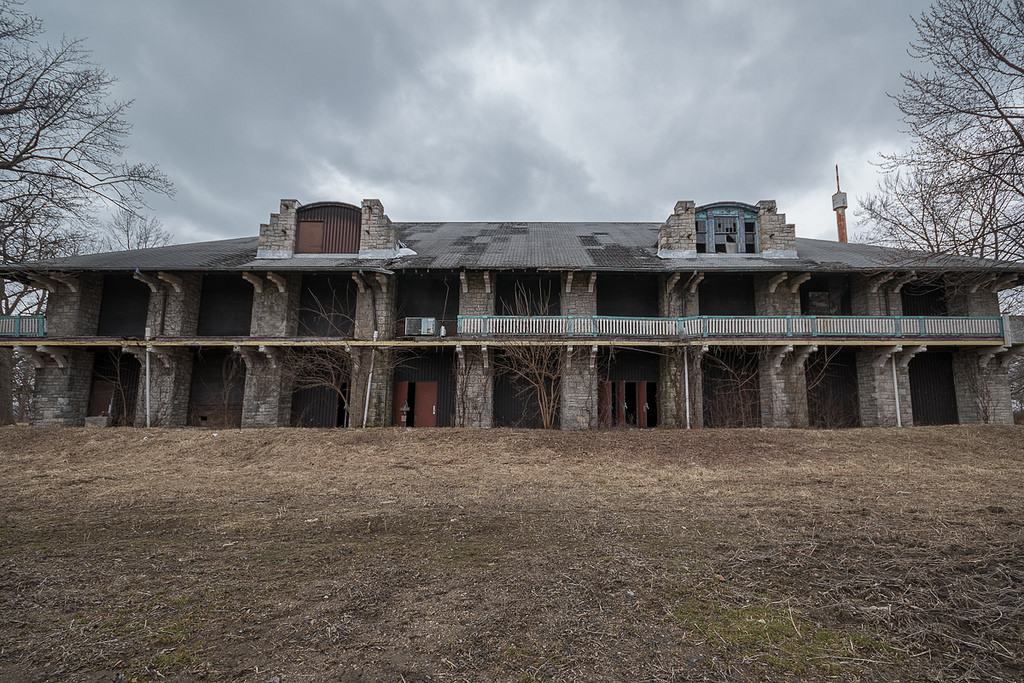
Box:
[256,199,299,259]
[361,199,396,253]
[657,201,697,257]
[757,200,797,257]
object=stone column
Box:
[759,346,812,428]
[953,351,1013,424]
[455,346,492,427]
[29,349,93,426]
[560,346,597,430]
[855,348,913,427]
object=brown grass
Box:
[0,425,1022,681]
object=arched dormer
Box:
[695,202,759,254]
[295,201,362,254]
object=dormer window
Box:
[294,202,361,255]
[696,206,758,254]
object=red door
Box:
[413,382,438,427]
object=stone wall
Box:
[240,352,290,427]
[657,201,696,256]
[46,274,102,337]
[759,347,811,428]
[250,273,301,337]
[30,349,93,426]
[953,351,1013,424]
[658,346,702,428]
[256,199,299,259]
[132,348,192,427]
[562,272,596,317]
[459,272,495,316]
[360,199,396,253]
[353,274,396,341]
[754,274,800,316]
[756,201,797,257]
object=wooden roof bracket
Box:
[999,345,1024,369]
[788,272,812,293]
[241,272,263,294]
[767,272,788,294]
[771,344,793,369]
[157,272,184,293]
[133,270,161,293]
[891,272,918,294]
[483,271,491,294]
[868,273,895,294]
[266,272,287,293]
[36,345,68,369]
[351,273,367,293]
[873,345,902,368]
[898,345,926,369]
[990,274,1020,292]
[793,344,817,368]
[686,271,704,295]
[14,345,44,368]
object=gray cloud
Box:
[30,0,931,242]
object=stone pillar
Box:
[29,349,93,426]
[240,352,290,428]
[360,199,396,254]
[754,273,801,316]
[134,348,193,427]
[256,199,299,259]
[455,346,492,427]
[759,346,812,428]
[756,201,797,258]
[560,346,597,430]
[45,274,102,337]
[855,348,913,427]
[659,346,702,429]
[347,346,393,427]
[851,275,902,317]
[657,201,697,257]
[0,347,12,425]
[459,271,495,316]
[953,351,1013,424]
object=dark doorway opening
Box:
[87,350,141,425]
[599,380,657,427]
[909,351,959,425]
[703,348,761,428]
[292,382,349,428]
[187,349,245,428]
[806,349,860,428]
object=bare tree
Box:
[99,208,172,252]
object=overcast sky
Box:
[31,0,934,245]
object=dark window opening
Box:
[696,206,758,254]
[699,274,756,315]
[495,273,561,316]
[97,274,150,337]
[597,273,659,317]
[298,274,357,337]
[289,347,352,427]
[901,281,948,317]
[291,383,349,428]
[800,275,852,316]
[396,274,459,336]
[196,274,253,336]
[702,348,761,428]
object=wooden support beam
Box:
[898,345,926,368]
[767,272,788,294]
[133,271,161,293]
[241,272,263,293]
[266,272,287,293]
[157,272,184,293]
[788,272,811,293]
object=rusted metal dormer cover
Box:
[295,202,362,255]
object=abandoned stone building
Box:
[2,197,1023,429]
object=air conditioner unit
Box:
[404,317,437,336]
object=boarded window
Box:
[97,274,150,336]
[196,274,254,336]
[294,203,361,254]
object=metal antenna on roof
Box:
[832,164,848,243]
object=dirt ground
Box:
[0,425,1022,682]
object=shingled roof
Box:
[3,222,1020,275]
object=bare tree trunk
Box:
[0,347,12,424]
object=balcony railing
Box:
[457,315,1005,341]
[0,315,45,337]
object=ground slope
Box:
[0,426,1022,681]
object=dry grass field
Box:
[0,425,1022,682]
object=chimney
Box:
[832,165,848,243]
